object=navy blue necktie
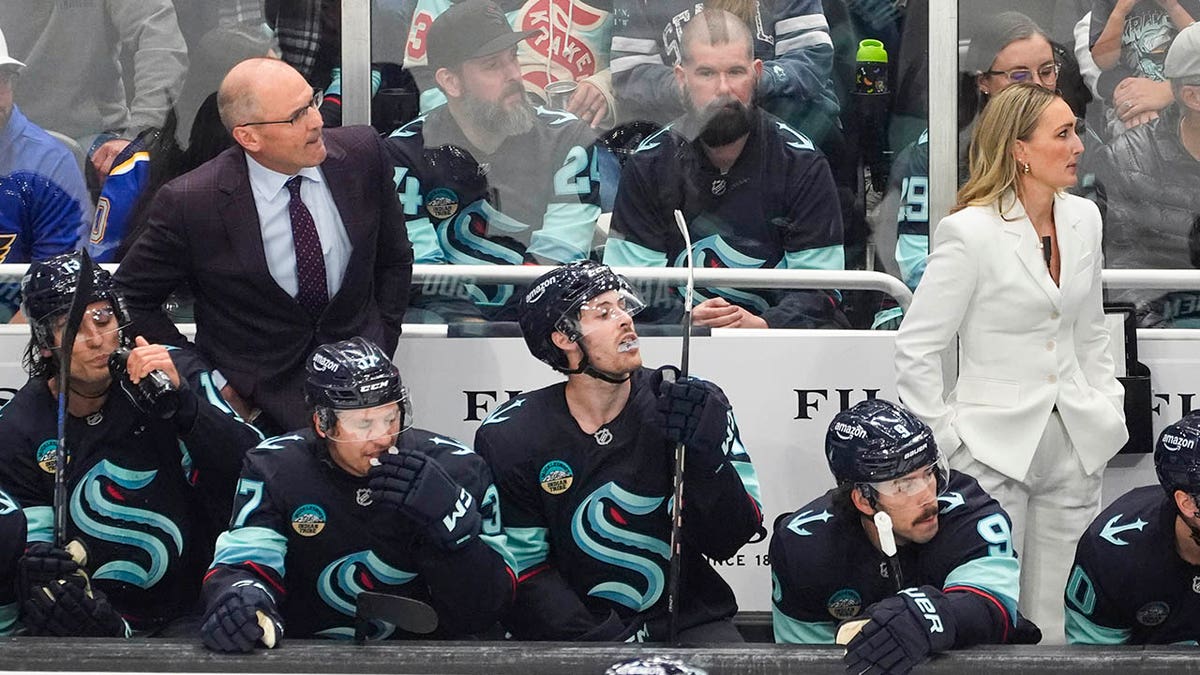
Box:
[285,176,329,317]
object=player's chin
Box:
[909,516,939,544]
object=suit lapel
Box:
[217,148,299,308]
[320,134,366,250]
[999,196,1062,309]
[1054,194,1081,287]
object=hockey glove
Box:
[843,586,957,675]
[23,576,129,637]
[18,542,83,591]
[650,366,731,473]
[368,447,480,551]
[200,581,283,653]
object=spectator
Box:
[771,400,1036,665]
[477,261,763,641]
[0,486,25,636]
[1066,412,1200,644]
[610,0,839,144]
[0,26,88,320]
[386,0,600,323]
[895,84,1127,644]
[0,254,261,637]
[604,9,846,329]
[116,57,413,435]
[200,338,514,650]
[406,0,616,129]
[0,0,188,177]
[1090,0,1200,134]
[1094,21,1200,327]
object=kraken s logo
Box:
[70,460,184,588]
[673,234,771,312]
[315,550,418,640]
[570,482,669,611]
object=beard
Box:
[687,94,756,147]
[458,83,535,138]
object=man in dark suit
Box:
[116,57,412,435]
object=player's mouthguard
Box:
[617,338,639,353]
[367,446,400,467]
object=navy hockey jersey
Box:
[0,349,263,631]
[604,110,845,327]
[204,428,516,640]
[770,470,1019,643]
[1066,485,1200,645]
[0,486,26,635]
[385,105,601,320]
[475,367,763,640]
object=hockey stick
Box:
[53,250,96,548]
[665,210,695,645]
[354,591,439,643]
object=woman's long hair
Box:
[952,83,1058,215]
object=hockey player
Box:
[0,252,262,636]
[199,337,515,651]
[603,10,845,329]
[476,260,763,641]
[771,399,1036,673]
[385,0,601,322]
[0,486,26,636]
[1066,412,1200,644]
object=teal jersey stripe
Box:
[528,202,600,263]
[733,460,763,512]
[784,245,844,271]
[944,556,1020,623]
[480,531,520,576]
[773,602,835,643]
[0,602,17,636]
[603,237,668,267]
[1065,606,1130,645]
[504,526,550,575]
[406,216,445,264]
[896,233,929,290]
[24,505,52,543]
[210,526,288,577]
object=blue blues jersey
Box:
[0,349,262,631]
[475,367,763,640]
[0,171,83,321]
[203,428,515,640]
[605,110,845,327]
[84,150,151,263]
[770,470,1019,644]
[385,105,601,320]
[0,486,25,636]
[1066,485,1200,645]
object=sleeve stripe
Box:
[210,526,287,577]
[776,32,834,57]
[610,54,665,74]
[611,37,659,54]
[945,584,1012,640]
[23,505,53,543]
[776,15,829,34]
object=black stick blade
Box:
[354,591,439,641]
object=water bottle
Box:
[856,38,888,95]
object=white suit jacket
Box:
[894,192,1127,481]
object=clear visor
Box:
[564,288,646,341]
[325,397,414,443]
[866,461,948,498]
[48,304,127,351]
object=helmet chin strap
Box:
[564,344,630,384]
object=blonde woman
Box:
[894,83,1127,645]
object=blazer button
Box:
[1046,340,1056,351]
[1051,311,1061,320]
[1047,374,1057,384]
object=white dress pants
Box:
[949,411,1103,646]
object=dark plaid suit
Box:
[116,125,412,433]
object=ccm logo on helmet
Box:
[311,353,339,372]
[1161,433,1196,452]
[359,381,388,393]
[833,422,867,440]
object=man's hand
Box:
[23,577,129,637]
[691,297,768,328]
[1112,77,1173,125]
[18,542,82,592]
[368,448,480,550]
[200,581,283,653]
[219,383,256,421]
[89,139,131,176]
[127,336,181,388]
[564,80,610,127]
[843,587,956,675]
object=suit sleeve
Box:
[107,0,189,136]
[474,429,629,641]
[411,441,516,636]
[370,133,414,350]
[0,489,26,636]
[894,215,979,457]
[1071,202,1126,419]
[114,180,193,349]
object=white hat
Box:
[0,26,25,70]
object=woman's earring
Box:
[1021,161,1031,174]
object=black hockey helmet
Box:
[1155,412,1200,498]
[826,399,944,494]
[305,337,406,410]
[21,251,128,350]
[518,260,644,372]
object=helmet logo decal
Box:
[311,353,339,372]
[525,277,554,304]
[360,380,388,393]
[833,421,867,440]
[1161,433,1196,452]
[539,460,574,495]
[292,503,328,537]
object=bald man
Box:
[117,57,413,435]
[604,10,846,329]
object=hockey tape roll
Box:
[835,618,870,645]
[256,610,277,648]
[874,511,897,557]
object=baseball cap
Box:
[425,0,538,72]
[0,26,25,70]
[1166,23,1200,80]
